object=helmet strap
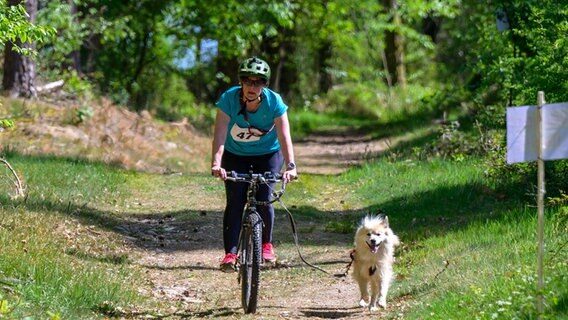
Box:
[238,89,263,121]
[243,96,260,103]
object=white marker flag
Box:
[507,103,568,164]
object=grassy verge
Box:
[397,208,567,320]
[0,154,144,319]
[285,158,567,319]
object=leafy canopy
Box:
[0,0,55,55]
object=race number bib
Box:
[230,123,261,142]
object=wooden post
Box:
[536,91,545,316]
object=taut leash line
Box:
[277,198,351,278]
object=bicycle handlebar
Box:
[225,171,286,203]
[225,171,283,184]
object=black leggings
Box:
[221,150,284,254]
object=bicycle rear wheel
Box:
[240,211,262,314]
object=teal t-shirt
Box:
[216,86,288,156]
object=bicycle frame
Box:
[225,171,285,314]
[226,171,286,253]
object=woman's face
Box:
[241,76,266,101]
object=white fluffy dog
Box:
[352,215,400,312]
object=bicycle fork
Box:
[237,210,264,280]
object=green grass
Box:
[396,208,567,320]
[0,154,144,319]
[285,157,567,319]
[288,109,377,139]
[1,138,566,318]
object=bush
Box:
[317,81,438,123]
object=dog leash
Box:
[336,249,356,278]
[277,198,351,278]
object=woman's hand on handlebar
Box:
[211,165,227,180]
[282,168,297,183]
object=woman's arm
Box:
[211,109,230,179]
[275,112,297,182]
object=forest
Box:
[3,0,568,189]
[0,0,568,202]
[2,0,566,120]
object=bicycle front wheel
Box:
[240,211,262,314]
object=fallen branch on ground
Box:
[0,158,26,199]
[37,80,65,93]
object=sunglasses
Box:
[241,78,266,87]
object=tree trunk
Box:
[268,36,293,96]
[68,0,82,74]
[260,26,296,99]
[381,0,406,89]
[317,40,333,94]
[2,0,38,98]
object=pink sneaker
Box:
[262,243,277,262]
[220,253,237,272]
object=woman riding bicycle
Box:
[211,56,298,272]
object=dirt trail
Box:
[117,132,404,319]
[122,195,406,320]
[295,132,392,175]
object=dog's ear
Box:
[384,216,389,228]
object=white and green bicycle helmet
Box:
[238,56,271,82]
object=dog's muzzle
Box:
[366,240,381,253]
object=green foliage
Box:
[0,1,55,54]
[322,82,387,118]
[64,71,94,100]
[149,73,216,131]
[403,0,462,19]
[24,0,555,140]
[10,0,568,197]
[313,82,437,124]
[74,105,94,124]
[440,0,568,109]
[495,1,568,105]
[430,121,472,159]
[404,0,568,199]
[36,0,84,66]
[288,108,376,139]
[0,119,15,131]
[33,0,300,118]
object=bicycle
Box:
[224,170,287,314]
